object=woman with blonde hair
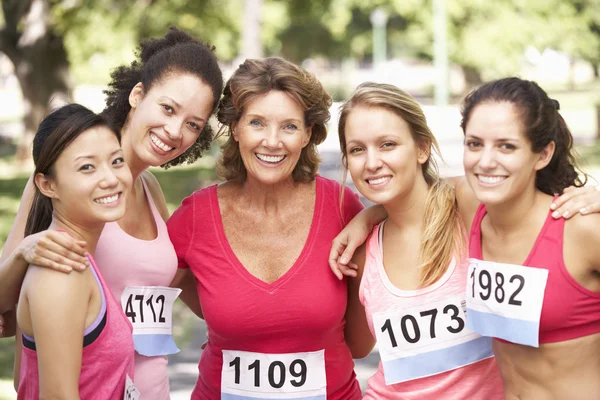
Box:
[168,57,371,400]
[337,82,502,399]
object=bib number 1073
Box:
[470,267,525,306]
[381,303,465,346]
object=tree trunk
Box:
[241,0,263,59]
[461,65,483,92]
[0,0,72,164]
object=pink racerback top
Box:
[95,176,178,399]
[469,204,600,344]
[360,222,503,400]
[18,254,135,399]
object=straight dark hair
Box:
[25,104,120,237]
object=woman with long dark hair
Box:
[16,104,135,399]
[1,27,223,398]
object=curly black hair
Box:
[102,26,223,168]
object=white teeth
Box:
[367,177,391,185]
[94,194,119,204]
[150,134,174,152]
[478,175,506,184]
[256,154,285,163]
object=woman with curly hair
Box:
[0,26,223,399]
[168,57,371,399]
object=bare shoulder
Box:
[142,170,169,221]
[565,212,600,246]
[455,177,480,232]
[22,265,92,315]
[564,213,600,271]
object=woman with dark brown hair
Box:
[461,77,600,399]
[0,27,223,398]
[168,57,372,400]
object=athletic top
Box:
[360,222,503,400]
[469,204,600,344]
[167,176,364,400]
[95,176,178,399]
[18,254,134,399]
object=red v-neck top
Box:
[167,176,364,400]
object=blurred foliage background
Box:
[0,0,599,397]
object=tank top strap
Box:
[140,174,168,236]
[468,203,487,259]
[540,197,565,240]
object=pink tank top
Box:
[95,176,178,399]
[469,204,600,344]
[360,222,503,400]
[18,254,134,399]
[168,176,364,400]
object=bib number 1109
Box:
[229,357,307,388]
[221,349,326,399]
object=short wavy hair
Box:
[216,57,332,182]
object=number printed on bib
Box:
[121,286,182,356]
[123,375,140,400]
[221,349,326,400]
[373,295,493,385]
[466,259,549,347]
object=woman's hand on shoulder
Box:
[550,185,600,219]
[329,205,386,280]
[19,230,88,273]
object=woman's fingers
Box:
[552,186,600,219]
[23,231,88,272]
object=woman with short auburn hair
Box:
[168,57,371,400]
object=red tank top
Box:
[469,204,600,344]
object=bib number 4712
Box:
[124,293,166,324]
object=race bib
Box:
[123,375,140,400]
[466,259,549,347]
[121,286,182,356]
[221,349,326,400]
[373,295,493,385]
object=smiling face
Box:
[463,101,554,206]
[125,72,214,168]
[344,106,428,205]
[233,90,312,186]
[39,126,132,227]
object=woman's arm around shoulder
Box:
[0,176,87,312]
[344,243,376,359]
[19,265,92,399]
